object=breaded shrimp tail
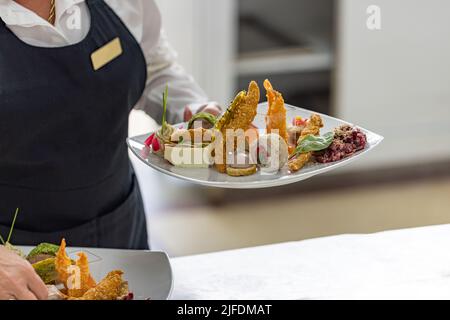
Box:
[264,79,288,145]
[69,270,126,300]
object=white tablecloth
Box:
[171,224,450,299]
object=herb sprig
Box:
[290,132,335,159]
[0,208,19,245]
[161,85,169,130]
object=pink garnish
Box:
[152,136,160,151]
[292,116,307,127]
[144,133,155,147]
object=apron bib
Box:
[0,0,149,249]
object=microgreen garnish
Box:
[7,208,19,244]
[0,208,19,245]
[162,85,168,129]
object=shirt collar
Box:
[0,0,85,27]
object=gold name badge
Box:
[91,37,123,71]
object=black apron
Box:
[0,0,149,249]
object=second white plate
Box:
[127,103,383,189]
[20,246,173,300]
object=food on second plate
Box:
[263,79,288,148]
[164,127,214,168]
[2,211,133,301]
[226,165,257,177]
[139,80,370,177]
[27,242,59,264]
[287,116,308,148]
[56,239,97,298]
[187,112,218,129]
[164,143,214,168]
[68,270,130,300]
[225,151,257,177]
[215,81,260,173]
[251,133,289,173]
[288,131,335,173]
[170,127,213,144]
[32,257,58,285]
[144,86,174,156]
[314,125,367,163]
[288,114,324,172]
[52,238,131,300]
[215,81,260,132]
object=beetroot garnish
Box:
[152,136,160,151]
[122,292,134,300]
[314,126,367,163]
[144,133,155,147]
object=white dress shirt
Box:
[0,0,209,123]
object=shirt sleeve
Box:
[133,1,209,124]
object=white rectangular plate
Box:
[127,103,383,189]
[20,247,173,300]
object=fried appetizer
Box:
[215,81,260,173]
[55,239,72,287]
[226,165,257,177]
[55,239,96,297]
[69,270,127,300]
[69,252,97,297]
[32,258,58,285]
[225,151,257,176]
[288,114,323,172]
[300,113,323,138]
[27,243,59,264]
[264,79,288,147]
[216,81,260,132]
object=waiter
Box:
[0,0,220,250]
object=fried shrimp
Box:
[55,238,96,297]
[288,113,323,172]
[264,79,288,145]
[66,252,97,297]
[55,239,72,286]
[69,270,126,300]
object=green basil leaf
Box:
[295,132,335,155]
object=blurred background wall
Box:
[130,0,450,256]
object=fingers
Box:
[202,105,221,116]
[19,263,48,300]
[0,290,16,300]
[185,103,222,122]
[27,271,48,300]
[13,285,37,300]
[184,106,193,122]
